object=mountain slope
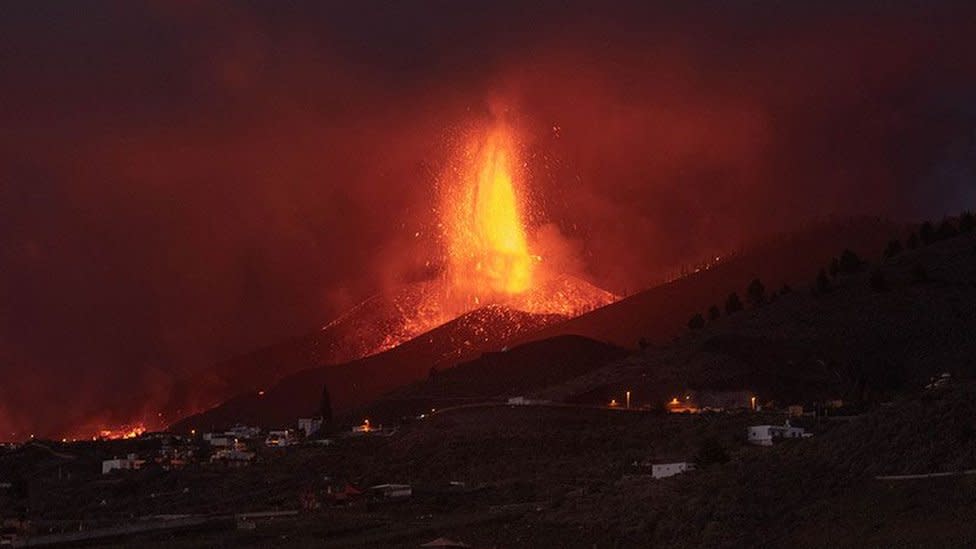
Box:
[169,306,566,431]
[514,217,901,350]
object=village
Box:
[0,383,876,548]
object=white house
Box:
[298,417,323,437]
[651,462,696,479]
[203,433,233,448]
[102,453,144,475]
[747,421,808,446]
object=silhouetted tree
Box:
[688,313,705,331]
[638,337,650,350]
[725,292,744,314]
[920,221,935,245]
[780,284,792,295]
[696,436,730,467]
[869,268,887,292]
[816,269,831,294]
[911,263,928,284]
[708,305,721,321]
[838,249,863,274]
[883,239,902,259]
[936,219,959,240]
[320,384,333,423]
[960,211,975,233]
[746,278,765,307]
[906,232,920,249]
[829,257,840,277]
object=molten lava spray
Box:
[445,126,537,303]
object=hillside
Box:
[536,228,976,411]
[171,218,902,431]
[169,306,565,432]
[515,217,901,350]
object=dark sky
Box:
[2,1,975,437]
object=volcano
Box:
[159,123,617,432]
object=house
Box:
[787,404,805,417]
[211,440,255,465]
[298,417,324,437]
[102,453,144,475]
[747,421,809,446]
[368,483,412,499]
[203,433,234,448]
[651,462,696,479]
[265,430,296,447]
[227,425,261,439]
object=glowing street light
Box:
[626,390,631,409]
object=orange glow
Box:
[97,423,146,440]
[444,125,536,301]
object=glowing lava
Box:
[444,126,537,302]
[320,121,618,358]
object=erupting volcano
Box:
[324,123,617,358]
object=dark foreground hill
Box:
[169,306,566,432]
[540,229,976,411]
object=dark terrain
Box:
[3,219,976,548]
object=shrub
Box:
[883,239,902,259]
[961,211,975,233]
[688,313,705,331]
[920,221,935,245]
[725,292,744,314]
[816,269,831,294]
[708,305,721,321]
[780,284,792,295]
[838,249,863,274]
[906,232,920,249]
[936,219,959,240]
[746,278,766,307]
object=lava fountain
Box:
[443,126,537,304]
[322,121,618,358]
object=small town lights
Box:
[609,399,619,407]
[626,390,631,409]
[751,396,757,411]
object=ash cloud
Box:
[1,1,975,437]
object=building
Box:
[368,483,412,499]
[227,424,261,439]
[747,421,809,446]
[507,396,549,406]
[298,417,324,437]
[264,430,296,447]
[102,453,144,475]
[651,462,696,479]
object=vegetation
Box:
[816,269,831,294]
[688,313,705,331]
[724,292,744,314]
[883,238,902,259]
[746,278,765,307]
[838,249,863,274]
[708,305,721,321]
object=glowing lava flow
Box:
[444,126,537,303]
